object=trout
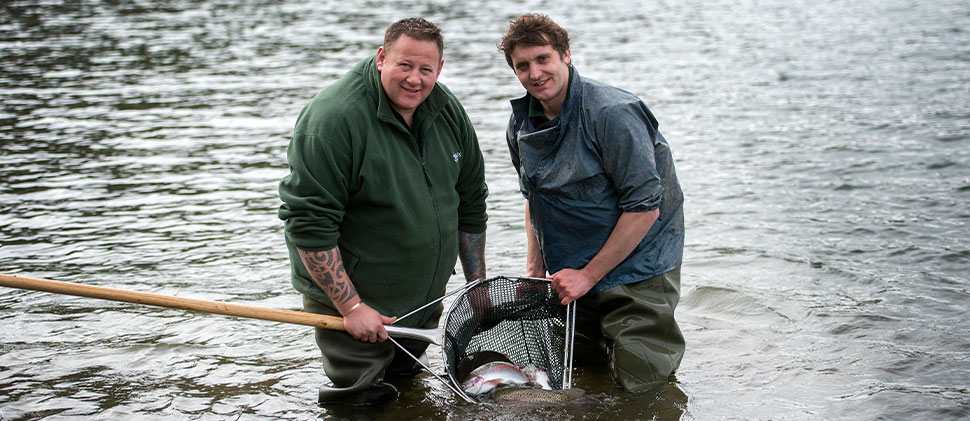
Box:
[492,386,587,404]
[461,361,529,395]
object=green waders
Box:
[303,295,442,403]
[575,267,685,392]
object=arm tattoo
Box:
[298,247,359,309]
[458,231,486,281]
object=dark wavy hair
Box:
[384,17,444,59]
[497,13,570,68]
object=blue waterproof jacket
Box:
[506,66,684,294]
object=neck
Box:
[540,100,561,120]
[392,107,414,128]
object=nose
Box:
[529,65,542,80]
[405,69,420,85]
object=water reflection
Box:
[2,0,970,419]
[319,376,688,421]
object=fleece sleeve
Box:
[278,114,354,251]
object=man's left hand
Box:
[549,268,596,305]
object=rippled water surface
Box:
[2,0,969,419]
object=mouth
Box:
[402,86,421,95]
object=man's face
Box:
[509,43,571,106]
[376,35,443,119]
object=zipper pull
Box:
[421,159,432,185]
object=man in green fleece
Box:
[278,18,488,405]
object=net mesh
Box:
[443,276,571,396]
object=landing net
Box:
[442,276,575,402]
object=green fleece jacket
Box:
[278,56,488,327]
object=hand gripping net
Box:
[442,276,576,402]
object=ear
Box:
[436,59,444,78]
[563,50,571,65]
[376,46,386,72]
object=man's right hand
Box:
[343,303,396,343]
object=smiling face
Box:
[509,43,571,117]
[376,34,443,125]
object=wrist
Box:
[579,266,602,286]
[342,301,362,316]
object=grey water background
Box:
[1,0,968,419]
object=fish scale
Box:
[492,386,586,404]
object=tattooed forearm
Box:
[298,247,359,312]
[458,231,486,282]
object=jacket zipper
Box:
[413,131,443,312]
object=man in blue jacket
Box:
[498,14,685,392]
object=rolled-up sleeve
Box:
[595,101,664,212]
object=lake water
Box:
[1,0,968,419]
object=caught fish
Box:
[455,350,512,383]
[492,386,586,404]
[461,361,528,395]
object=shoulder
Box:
[295,60,377,137]
[578,76,643,115]
[576,76,659,130]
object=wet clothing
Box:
[505,66,685,389]
[575,267,685,391]
[507,66,684,295]
[278,55,487,401]
[279,55,488,327]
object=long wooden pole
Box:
[0,274,473,400]
[0,273,345,328]
[0,273,443,344]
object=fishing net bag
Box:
[442,276,575,401]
